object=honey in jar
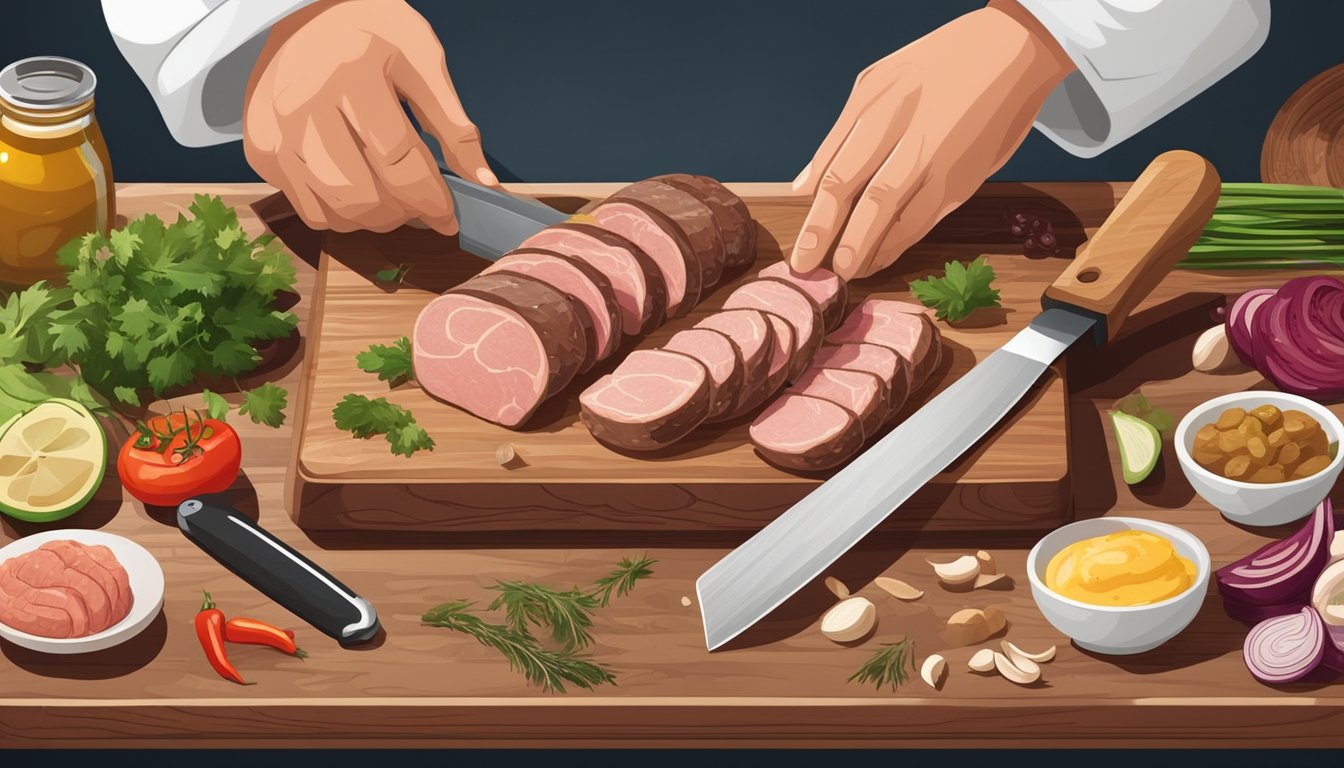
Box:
[0,57,114,287]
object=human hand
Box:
[789,0,1075,280]
[244,0,495,234]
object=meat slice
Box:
[652,174,755,270]
[757,262,848,332]
[827,299,939,389]
[519,222,666,335]
[589,201,701,318]
[812,342,911,421]
[750,393,864,472]
[609,180,726,291]
[42,540,129,629]
[482,249,623,366]
[414,277,586,428]
[662,329,744,420]
[694,309,774,422]
[723,279,821,380]
[789,367,886,440]
[580,350,711,451]
[451,273,589,389]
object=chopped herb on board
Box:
[356,337,414,386]
[910,257,1001,322]
[332,394,434,457]
[375,263,413,284]
[848,636,914,692]
[422,555,657,692]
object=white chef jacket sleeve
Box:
[1015,0,1270,158]
[101,0,316,147]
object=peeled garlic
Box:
[994,651,1041,685]
[875,576,924,601]
[1331,531,1344,561]
[820,597,876,642]
[824,575,850,600]
[1003,640,1056,664]
[968,648,996,673]
[929,555,980,586]
[920,654,948,690]
[976,550,997,575]
[1192,325,1248,374]
[983,606,1007,636]
[944,607,1005,646]
[974,572,1009,590]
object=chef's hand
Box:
[244,0,495,234]
[789,0,1075,279]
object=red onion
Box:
[1216,500,1334,606]
[1310,560,1344,673]
[1221,595,1304,625]
[1227,277,1344,401]
[1244,607,1326,684]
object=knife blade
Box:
[697,150,1222,650]
[419,129,568,261]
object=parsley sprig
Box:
[332,394,434,457]
[911,256,1001,322]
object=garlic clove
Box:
[945,608,992,646]
[875,576,924,601]
[920,654,947,690]
[968,648,996,673]
[983,606,1007,636]
[1003,640,1056,664]
[994,651,1041,685]
[820,597,876,642]
[999,641,1041,677]
[1192,324,1248,374]
[929,555,980,585]
[973,572,1009,590]
[824,575,850,600]
[976,550,997,576]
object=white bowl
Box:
[0,529,164,654]
[1027,517,1210,655]
[1174,392,1343,527]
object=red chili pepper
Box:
[195,591,251,685]
[224,617,307,659]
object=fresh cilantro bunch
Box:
[910,256,1001,322]
[51,195,298,408]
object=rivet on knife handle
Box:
[1042,150,1221,342]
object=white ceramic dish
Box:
[1174,391,1343,527]
[1027,517,1210,655]
[0,529,164,654]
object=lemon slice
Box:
[0,398,106,522]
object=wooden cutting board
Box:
[285,183,1128,536]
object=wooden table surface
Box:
[1,182,1342,749]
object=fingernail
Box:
[477,168,499,186]
[791,163,812,192]
[833,246,856,276]
[796,231,819,251]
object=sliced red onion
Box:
[1237,277,1344,400]
[1226,288,1275,368]
[1310,560,1344,673]
[1217,500,1334,606]
[1221,595,1304,625]
[1244,607,1326,684]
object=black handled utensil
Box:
[177,495,380,646]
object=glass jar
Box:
[0,56,115,287]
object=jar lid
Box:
[0,56,97,111]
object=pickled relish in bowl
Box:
[1045,530,1197,607]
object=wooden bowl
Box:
[1261,63,1344,186]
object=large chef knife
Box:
[697,150,1221,651]
[419,129,568,261]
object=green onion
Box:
[1177,183,1344,270]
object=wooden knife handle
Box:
[1043,150,1221,342]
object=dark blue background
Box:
[8,1,1343,183]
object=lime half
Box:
[1111,410,1161,485]
[0,398,107,522]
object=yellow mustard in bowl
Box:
[1045,530,1197,607]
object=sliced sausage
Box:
[482,249,623,366]
[788,367,886,440]
[580,349,711,451]
[414,276,586,428]
[750,393,864,472]
[723,278,822,380]
[827,299,938,389]
[609,179,726,291]
[519,222,666,336]
[662,328,744,420]
[589,201,701,318]
[812,342,911,421]
[757,261,848,332]
[694,308,775,423]
[651,173,756,270]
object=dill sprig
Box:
[847,637,914,693]
[421,600,614,693]
[590,553,656,607]
[488,581,599,650]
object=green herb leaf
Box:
[375,263,413,284]
[847,638,914,693]
[332,394,432,456]
[488,582,599,650]
[1115,391,1174,436]
[356,337,414,385]
[910,256,1001,322]
[239,382,288,428]
[590,553,657,607]
[200,389,231,420]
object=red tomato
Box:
[117,410,242,507]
